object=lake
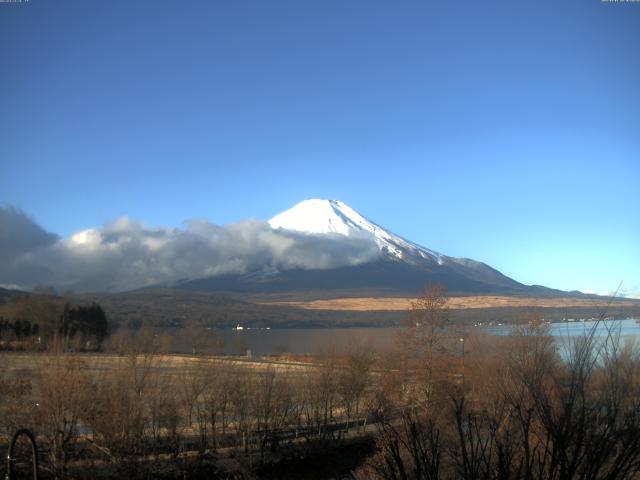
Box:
[484,317,640,338]
[178,318,640,356]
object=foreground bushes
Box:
[359,322,640,480]
[2,318,640,479]
[0,343,376,479]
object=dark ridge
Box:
[176,259,582,298]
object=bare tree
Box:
[400,284,450,407]
[302,352,339,437]
[229,366,252,455]
[33,349,91,479]
[181,320,209,355]
[252,366,294,463]
[202,360,235,449]
[338,341,374,432]
[0,353,34,440]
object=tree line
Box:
[0,291,108,350]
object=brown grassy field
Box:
[0,352,316,381]
[260,295,640,311]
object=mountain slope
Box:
[178,199,565,297]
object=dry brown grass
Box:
[0,352,317,383]
[259,295,640,311]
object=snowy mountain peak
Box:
[269,199,442,263]
[269,199,376,236]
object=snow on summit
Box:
[269,199,442,263]
[269,199,377,236]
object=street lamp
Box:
[459,337,465,386]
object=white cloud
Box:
[582,286,640,300]
[0,206,380,293]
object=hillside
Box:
[175,199,591,298]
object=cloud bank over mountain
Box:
[3,204,638,299]
[0,207,59,262]
[0,206,379,292]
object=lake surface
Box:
[179,318,640,356]
[197,327,399,356]
[484,318,640,338]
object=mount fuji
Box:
[269,199,443,262]
[177,199,566,297]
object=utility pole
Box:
[459,337,465,388]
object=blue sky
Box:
[1,0,639,296]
